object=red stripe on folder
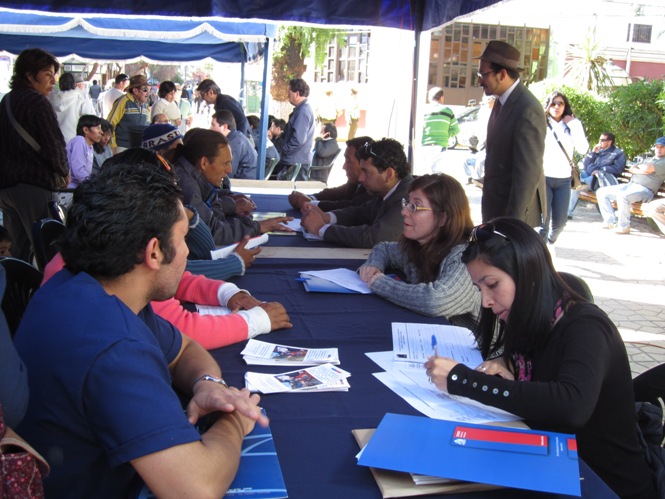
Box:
[567,438,577,451]
[454,426,548,447]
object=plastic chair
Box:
[559,272,594,303]
[0,257,43,337]
[264,157,279,180]
[276,163,302,181]
[308,149,341,184]
[32,218,66,272]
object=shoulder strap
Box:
[4,93,42,153]
[547,121,575,167]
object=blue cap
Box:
[141,123,182,151]
[655,137,665,147]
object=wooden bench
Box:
[577,168,665,217]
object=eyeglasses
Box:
[401,198,433,214]
[550,101,565,108]
[361,141,389,166]
[470,223,509,243]
[477,70,495,80]
[139,87,150,93]
[599,138,611,142]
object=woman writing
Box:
[359,174,479,329]
[541,91,588,243]
[425,218,655,499]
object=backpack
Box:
[636,399,665,498]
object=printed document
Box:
[392,322,481,366]
[299,268,371,294]
[210,233,269,260]
[245,363,351,393]
[241,339,340,366]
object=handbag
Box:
[547,122,581,189]
[0,405,50,499]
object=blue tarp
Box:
[0,8,276,62]
[0,0,504,32]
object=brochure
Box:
[245,363,351,394]
[241,339,340,366]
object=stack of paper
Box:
[245,363,351,393]
[299,268,371,294]
[366,323,521,424]
[241,339,340,366]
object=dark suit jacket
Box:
[315,182,372,211]
[482,82,546,227]
[324,175,413,248]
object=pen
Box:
[431,334,438,357]
[293,179,297,192]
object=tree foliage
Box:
[563,31,614,95]
[271,26,344,101]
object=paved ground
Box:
[328,146,665,377]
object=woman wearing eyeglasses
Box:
[541,91,589,244]
[358,174,479,328]
[425,218,655,499]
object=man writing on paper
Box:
[15,158,266,498]
[301,138,413,248]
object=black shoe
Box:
[467,177,473,185]
[567,215,573,220]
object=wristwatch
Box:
[193,374,229,389]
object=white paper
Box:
[240,339,340,366]
[300,268,371,294]
[245,363,351,393]
[283,218,303,231]
[392,322,482,366]
[210,233,270,260]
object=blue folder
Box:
[358,413,581,497]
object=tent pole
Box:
[409,0,425,168]
[256,36,274,180]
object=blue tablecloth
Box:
[211,258,617,499]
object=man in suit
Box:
[300,138,413,248]
[288,135,373,212]
[478,41,546,228]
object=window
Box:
[314,30,370,84]
[628,24,652,44]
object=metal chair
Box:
[264,156,279,180]
[308,149,341,184]
[32,218,66,272]
[0,257,43,337]
[276,163,303,181]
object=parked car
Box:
[448,105,481,149]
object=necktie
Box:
[487,98,502,132]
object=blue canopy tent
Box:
[0,1,504,177]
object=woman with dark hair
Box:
[151,80,182,127]
[171,128,290,246]
[541,91,588,243]
[425,217,655,499]
[359,174,479,328]
[0,47,70,262]
[92,119,114,173]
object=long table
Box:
[211,258,616,499]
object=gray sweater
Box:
[363,242,480,329]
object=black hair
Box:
[357,137,411,179]
[289,78,310,98]
[158,81,177,98]
[173,128,229,168]
[461,217,587,358]
[76,114,102,137]
[212,110,237,131]
[346,136,373,160]
[247,115,260,129]
[10,48,60,90]
[61,148,183,280]
[58,73,75,91]
[0,226,11,243]
[488,62,521,81]
[322,122,338,139]
[601,132,615,146]
[543,91,574,122]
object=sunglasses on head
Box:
[361,141,389,166]
[470,223,508,243]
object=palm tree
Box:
[563,31,614,95]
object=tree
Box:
[563,31,614,95]
[271,26,344,101]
